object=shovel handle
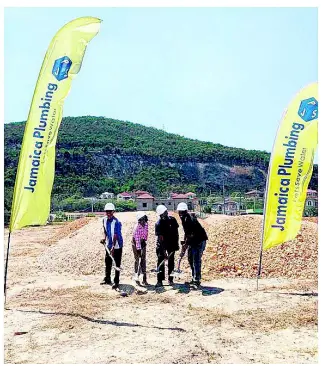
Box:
[135,257,142,279]
[156,251,175,272]
[105,246,121,272]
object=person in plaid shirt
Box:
[132,212,149,285]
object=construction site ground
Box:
[3,212,318,364]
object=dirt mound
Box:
[202,215,318,280]
[38,212,317,280]
[204,214,234,226]
[303,217,318,224]
[38,212,163,277]
[43,217,94,245]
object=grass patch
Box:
[12,286,113,316]
[10,286,119,332]
[294,347,318,357]
[190,300,318,331]
[263,280,318,293]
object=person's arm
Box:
[180,242,188,257]
[173,217,180,251]
[184,216,194,245]
[101,218,107,244]
[139,224,147,249]
[132,223,137,245]
[134,225,142,250]
[145,223,149,241]
[155,221,165,256]
[155,221,164,243]
[111,220,120,254]
[112,233,117,247]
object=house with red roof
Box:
[186,192,197,199]
[136,193,155,210]
[133,190,150,198]
[116,192,133,201]
[151,192,198,211]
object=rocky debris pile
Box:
[38,213,317,281]
[202,215,318,280]
[303,217,318,224]
[38,213,162,278]
[43,217,94,245]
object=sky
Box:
[4,7,318,153]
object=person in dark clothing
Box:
[100,202,123,290]
[177,202,208,287]
[155,205,179,287]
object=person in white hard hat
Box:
[155,205,179,287]
[100,202,123,289]
[177,202,208,288]
[132,211,149,285]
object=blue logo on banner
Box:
[52,56,72,81]
[298,97,318,122]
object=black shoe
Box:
[168,279,174,286]
[142,277,149,285]
[155,281,163,288]
[193,281,201,288]
[112,283,119,290]
[100,279,112,285]
[142,275,149,285]
[184,280,195,285]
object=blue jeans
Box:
[188,241,206,282]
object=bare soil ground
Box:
[3,212,318,364]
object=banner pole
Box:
[255,107,288,292]
[256,161,271,291]
[256,239,263,291]
[4,232,12,305]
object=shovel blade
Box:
[171,269,183,278]
[151,268,162,273]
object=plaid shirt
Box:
[133,222,148,249]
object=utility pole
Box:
[91,197,97,213]
[222,178,226,215]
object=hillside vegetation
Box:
[4,116,318,216]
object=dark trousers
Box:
[104,248,122,285]
[188,245,202,282]
[188,240,206,282]
[156,247,175,282]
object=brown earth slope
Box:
[3,212,318,364]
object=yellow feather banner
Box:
[9,17,101,232]
[263,82,318,250]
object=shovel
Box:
[151,251,175,274]
[105,246,122,272]
[133,256,142,281]
[170,242,187,278]
[170,256,184,279]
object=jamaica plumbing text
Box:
[271,121,312,232]
[24,83,58,193]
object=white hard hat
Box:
[136,211,146,220]
[156,205,167,215]
[177,202,188,211]
[104,203,115,211]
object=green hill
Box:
[4,116,318,216]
